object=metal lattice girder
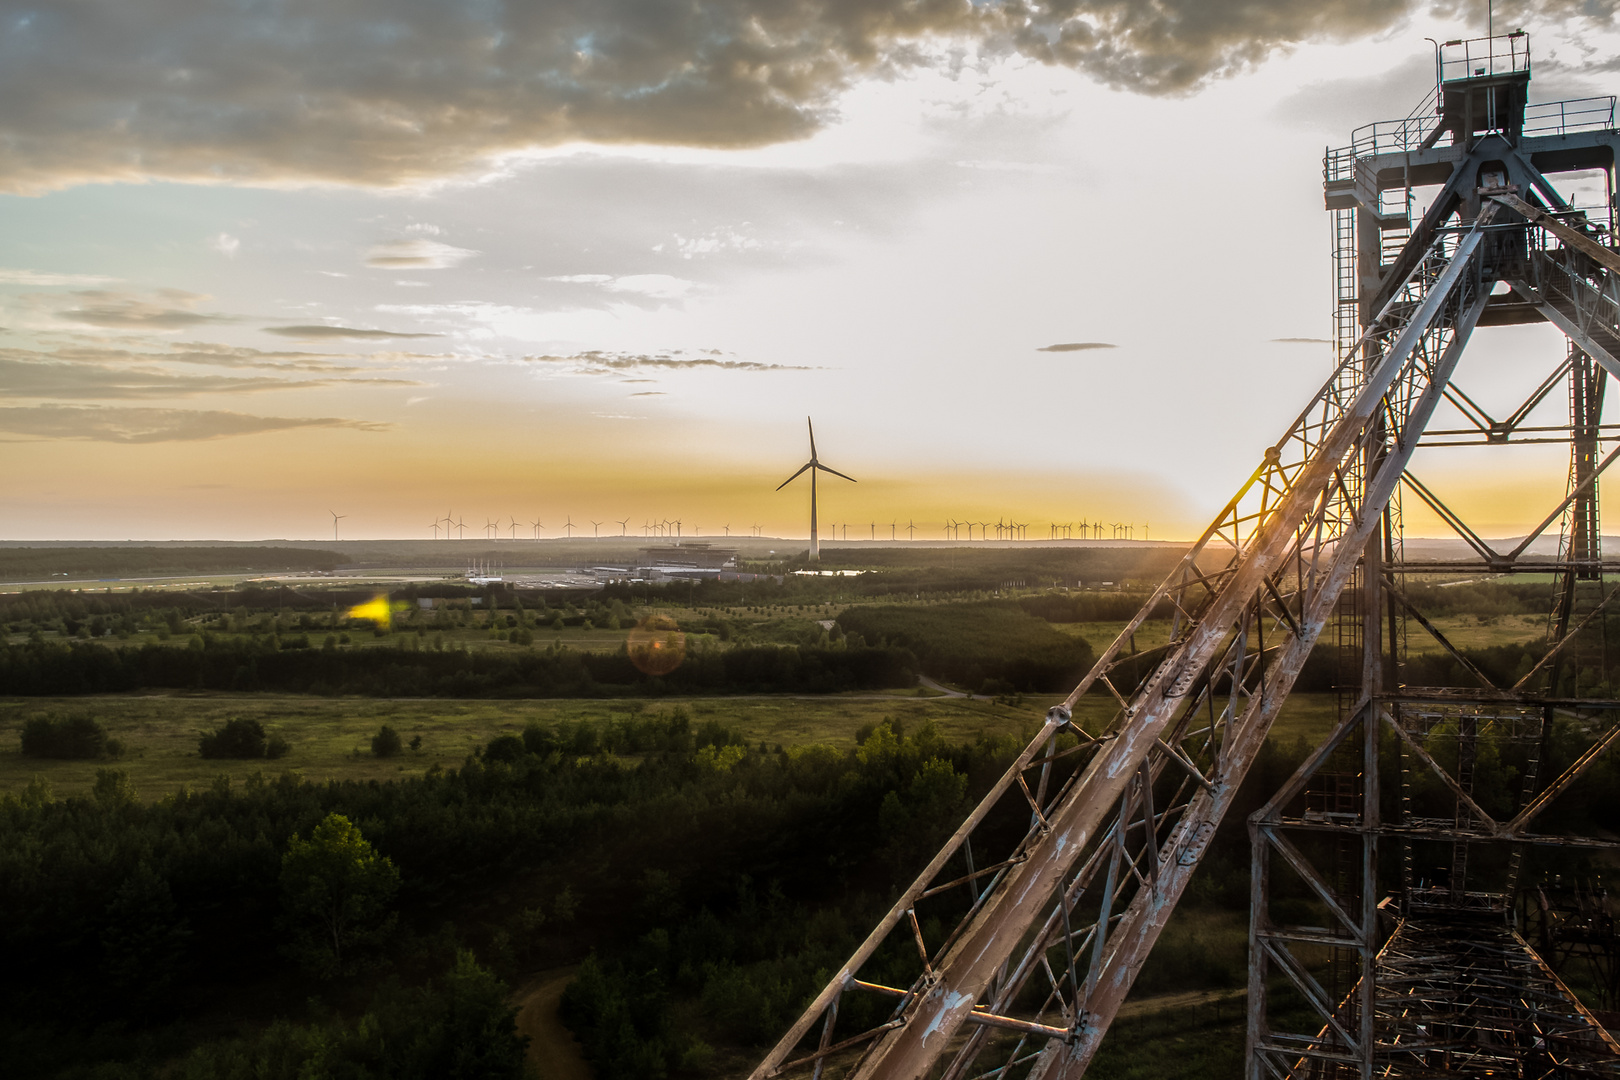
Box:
[1500,193,1620,374]
[747,209,1498,1080]
[1248,689,1620,1078]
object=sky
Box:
[2,0,1619,542]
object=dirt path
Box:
[918,675,968,698]
[514,966,592,1080]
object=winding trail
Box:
[917,675,967,698]
[514,966,592,1080]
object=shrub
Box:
[20,715,121,759]
[484,734,525,763]
[198,717,269,759]
[371,724,403,758]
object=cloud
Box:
[210,232,241,257]
[0,355,322,399]
[652,225,768,260]
[63,341,369,372]
[630,391,667,396]
[3,0,1570,192]
[263,324,443,341]
[1271,51,1434,135]
[526,349,815,374]
[51,288,228,331]
[0,269,117,286]
[1271,336,1331,344]
[1037,342,1117,352]
[0,343,424,400]
[0,405,388,443]
[365,239,477,269]
[548,273,697,299]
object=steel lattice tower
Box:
[750,34,1620,1080]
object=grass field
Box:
[0,690,1347,801]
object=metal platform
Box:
[1280,914,1620,1078]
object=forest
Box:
[3,552,1613,1079]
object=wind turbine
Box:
[906,519,916,541]
[723,524,731,537]
[775,417,855,561]
[531,518,543,539]
[591,520,602,538]
[618,518,629,537]
[329,510,346,541]
[562,516,576,538]
[454,517,467,539]
[429,520,441,540]
[485,517,498,540]
[509,516,520,541]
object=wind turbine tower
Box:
[775,418,855,561]
[329,510,346,542]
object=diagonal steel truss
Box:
[749,40,1620,1080]
[748,212,1499,1080]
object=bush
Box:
[198,717,269,759]
[483,734,525,763]
[19,715,121,759]
[371,724,403,758]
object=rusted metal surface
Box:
[747,33,1620,1080]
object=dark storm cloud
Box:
[263,325,443,342]
[0,405,389,443]
[8,0,1591,192]
[1037,342,1116,352]
[526,350,814,373]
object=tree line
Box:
[0,636,919,697]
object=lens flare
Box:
[346,595,395,625]
[627,614,686,676]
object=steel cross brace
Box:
[747,212,1494,1080]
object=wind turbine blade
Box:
[814,463,857,483]
[775,461,814,490]
[807,417,816,460]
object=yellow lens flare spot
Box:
[346,595,396,625]
[627,614,687,676]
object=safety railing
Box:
[1440,33,1530,84]
[1327,93,1617,182]
[1523,96,1618,138]
[1325,84,1441,181]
